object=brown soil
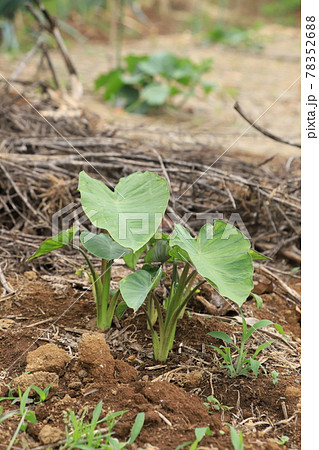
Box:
[0,272,300,449]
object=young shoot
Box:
[62,401,144,449]
[208,309,285,377]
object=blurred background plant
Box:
[95,51,214,113]
[0,0,300,113]
[0,0,301,52]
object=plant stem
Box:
[166,262,190,320]
[105,289,121,330]
[98,260,113,330]
[235,308,247,375]
[101,258,107,284]
[143,305,160,360]
[8,411,27,450]
[78,248,103,325]
[147,292,158,329]
[154,277,206,362]
[172,259,179,284]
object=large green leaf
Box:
[140,83,170,106]
[138,51,177,77]
[28,226,79,261]
[120,267,162,311]
[78,171,169,252]
[94,69,123,100]
[170,221,254,306]
[80,231,131,260]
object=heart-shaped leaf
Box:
[80,231,131,260]
[170,221,254,306]
[28,226,79,261]
[120,267,162,311]
[78,171,169,252]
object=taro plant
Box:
[28,170,170,331]
[29,169,270,363]
[95,51,214,113]
[119,221,267,362]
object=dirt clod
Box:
[0,383,8,397]
[24,271,37,281]
[285,385,301,398]
[183,370,203,388]
[38,424,64,444]
[78,332,115,379]
[142,380,215,426]
[68,381,82,389]
[78,369,88,378]
[114,359,138,382]
[26,343,71,375]
[12,371,59,395]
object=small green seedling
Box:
[1,383,54,450]
[0,382,53,426]
[62,400,144,449]
[208,310,285,377]
[271,370,280,385]
[276,435,290,446]
[95,51,214,113]
[28,171,170,331]
[225,424,244,450]
[175,426,212,449]
[204,395,232,412]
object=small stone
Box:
[69,381,82,390]
[184,370,202,388]
[78,369,88,379]
[24,271,37,281]
[38,425,64,444]
[26,344,71,375]
[59,394,74,407]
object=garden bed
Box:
[0,88,300,449]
